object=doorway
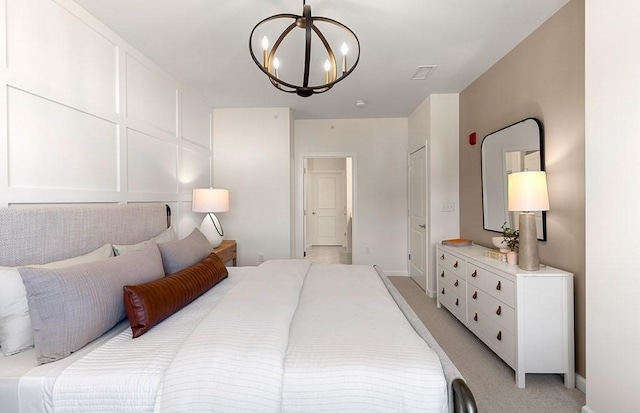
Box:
[303,157,353,264]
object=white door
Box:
[308,171,346,246]
[409,148,427,290]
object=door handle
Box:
[312,212,317,215]
[418,224,426,228]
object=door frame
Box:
[295,152,357,262]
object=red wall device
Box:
[469,132,477,145]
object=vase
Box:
[506,251,518,265]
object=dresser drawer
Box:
[467,303,515,367]
[439,287,466,323]
[437,266,465,293]
[467,287,515,334]
[467,264,515,307]
[437,249,466,279]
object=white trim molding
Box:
[383,270,409,277]
[576,373,586,394]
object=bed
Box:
[0,203,476,413]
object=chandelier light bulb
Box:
[273,57,280,69]
[262,36,269,67]
[341,42,348,74]
[324,59,331,83]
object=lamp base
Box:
[199,213,224,248]
[518,212,539,271]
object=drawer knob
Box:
[454,261,459,268]
[496,306,502,316]
[440,254,445,260]
[497,331,502,341]
[441,288,445,295]
[473,313,478,322]
[454,280,459,287]
[455,298,459,306]
[472,291,477,300]
[471,270,477,278]
[440,271,444,278]
[496,280,502,291]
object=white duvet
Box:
[18,261,448,413]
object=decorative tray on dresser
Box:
[436,243,575,389]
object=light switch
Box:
[441,201,455,212]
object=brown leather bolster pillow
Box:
[123,252,228,338]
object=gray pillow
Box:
[158,228,213,275]
[19,242,165,364]
[112,226,177,256]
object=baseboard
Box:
[427,289,436,298]
[384,270,408,276]
[576,373,586,394]
[582,406,595,413]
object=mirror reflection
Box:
[481,118,546,240]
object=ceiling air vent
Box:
[411,65,437,81]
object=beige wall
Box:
[459,0,585,378]
[213,108,293,266]
[294,118,409,275]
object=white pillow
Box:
[112,226,177,256]
[0,244,114,356]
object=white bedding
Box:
[2,262,449,413]
[282,264,447,413]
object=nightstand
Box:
[213,240,237,266]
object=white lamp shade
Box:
[192,188,229,213]
[508,171,550,212]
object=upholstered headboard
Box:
[0,204,170,267]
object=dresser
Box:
[436,243,574,388]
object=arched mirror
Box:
[481,118,546,240]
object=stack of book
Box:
[441,238,473,247]
[484,249,507,262]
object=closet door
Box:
[409,147,427,290]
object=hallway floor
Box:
[305,246,352,264]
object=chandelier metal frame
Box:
[249,1,360,97]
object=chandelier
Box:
[249,1,360,97]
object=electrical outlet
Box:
[441,201,455,212]
[258,253,265,263]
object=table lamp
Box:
[192,188,229,248]
[507,171,549,271]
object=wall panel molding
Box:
[126,54,178,136]
[7,0,118,116]
[0,0,213,237]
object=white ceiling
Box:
[73,0,570,120]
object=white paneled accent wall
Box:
[126,55,177,136]
[0,0,213,237]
